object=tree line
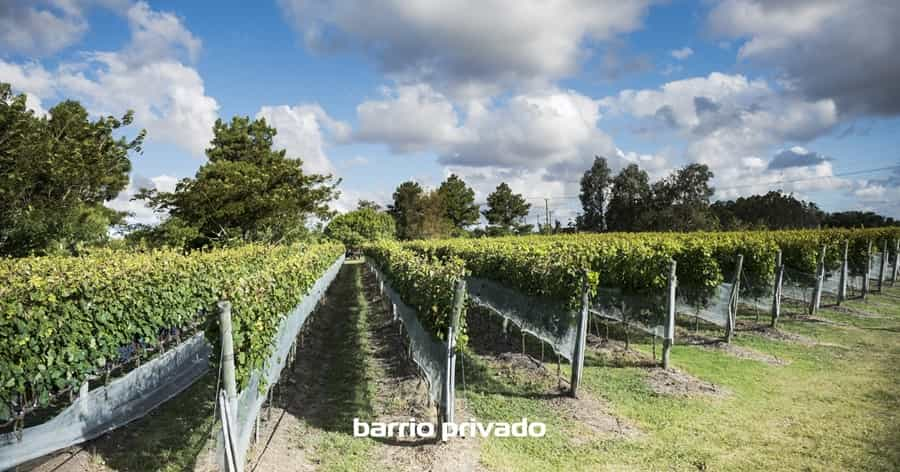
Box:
[0,82,895,257]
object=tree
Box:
[642,163,717,231]
[823,211,896,228]
[437,174,479,232]
[388,181,424,240]
[357,199,382,211]
[138,116,338,247]
[325,208,395,248]
[578,156,611,231]
[483,183,531,235]
[606,164,651,232]
[712,191,824,230]
[0,83,145,256]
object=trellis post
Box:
[838,241,848,304]
[570,271,590,398]
[442,279,466,428]
[863,240,872,299]
[771,250,784,328]
[217,300,241,472]
[878,239,888,292]
[892,239,899,287]
[726,254,743,343]
[810,245,826,315]
[663,259,677,369]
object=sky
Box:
[3,0,900,226]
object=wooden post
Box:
[878,239,888,292]
[863,240,872,299]
[771,250,784,328]
[838,241,848,304]
[891,239,900,287]
[218,301,241,472]
[442,279,466,428]
[662,259,677,369]
[810,245,826,315]
[726,255,743,343]
[569,272,590,398]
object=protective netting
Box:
[590,287,666,338]
[0,333,211,470]
[675,283,735,328]
[369,263,447,405]
[739,274,775,315]
[466,277,579,361]
[229,254,344,465]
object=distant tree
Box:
[641,164,716,231]
[325,208,395,249]
[712,191,823,230]
[437,174,479,233]
[823,211,896,228]
[407,191,453,239]
[357,199,382,211]
[483,183,531,236]
[578,156,612,231]
[0,83,145,256]
[388,181,424,239]
[137,116,338,247]
[606,164,652,232]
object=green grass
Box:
[460,289,900,471]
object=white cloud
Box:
[707,0,900,115]
[278,0,653,97]
[256,104,350,175]
[0,0,88,55]
[106,174,179,225]
[0,3,219,157]
[670,47,693,60]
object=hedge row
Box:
[0,242,344,418]
[363,241,467,346]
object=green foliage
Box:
[325,208,395,249]
[482,182,531,234]
[136,116,338,247]
[712,191,824,230]
[578,156,611,231]
[437,174,479,230]
[0,83,145,257]
[606,164,651,232]
[388,181,424,240]
[823,210,897,228]
[0,242,344,416]
[363,241,467,346]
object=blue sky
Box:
[3,0,899,225]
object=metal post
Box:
[878,239,888,292]
[726,255,743,343]
[662,259,677,369]
[891,239,900,287]
[442,279,466,428]
[838,241,848,304]
[218,300,241,472]
[771,250,783,328]
[810,245,826,315]
[569,271,590,397]
[863,240,872,299]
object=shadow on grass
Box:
[87,371,217,472]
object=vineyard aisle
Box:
[247,259,480,472]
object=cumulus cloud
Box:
[0,0,88,55]
[708,0,900,115]
[0,2,219,156]
[670,47,693,60]
[106,174,180,225]
[277,0,653,97]
[256,104,350,175]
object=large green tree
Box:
[0,83,145,256]
[641,163,717,231]
[325,206,395,249]
[606,164,652,232]
[138,116,338,246]
[483,182,531,235]
[712,191,824,230]
[388,181,424,239]
[437,174,479,232]
[578,156,611,231]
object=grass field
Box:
[31,271,899,471]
